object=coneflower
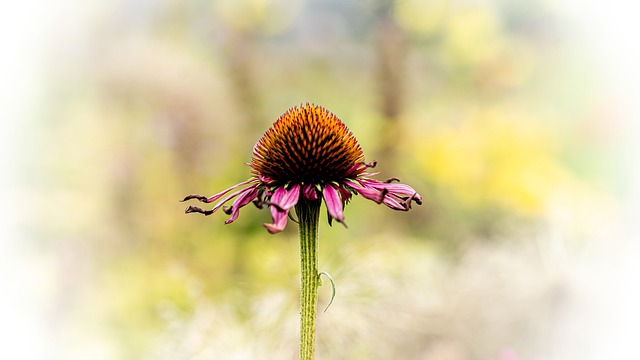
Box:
[182,103,422,359]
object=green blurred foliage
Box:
[38,0,619,358]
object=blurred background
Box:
[2,0,639,359]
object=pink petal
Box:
[344,162,367,177]
[303,183,319,200]
[338,185,352,203]
[224,187,259,224]
[209,185,256,214]
[356,186,384,203]
[281,184,301,210]
[270,184,301,211]
[345,180,383,203]
[262,184,300,234]
[263,206,289,234]
[204,178,257,203]
[348,178,422,210]
[382,196,408,211]
[323,184,345,224]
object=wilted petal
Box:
[382,195,409,211]
[269,185,301,211]
[345,180,383,203]
[208,186,256,213]
[279,184,301,210]
[183,182,260,217]
[184,205,214,215]
[348,177,422,211]
[380,183,421,203]
[337,185,352,203]
[224,187,259,224]
[323,184,345,225]
[302,184,319,200]
[181,178,256,203]
[264,206,289,234]
[350,185,381,203]
[379,182,422,206]
[261,184,301,233]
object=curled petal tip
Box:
[364,160,377,168]
[181,194,209,203]
[263,223,285,234]
[327,216,347,228]
[185,205,214,215]
[253,199,264,209]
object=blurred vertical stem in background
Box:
[374,1,407,171]
[296,199,321,359]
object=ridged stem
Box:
[296,199,321,360]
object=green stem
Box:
[296,199,321,360]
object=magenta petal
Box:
[280,184,301,210]
[263,185,300,234]
[380,183,420,198]
[270,186,286,201]
[224,187,259,224]
[263,207,289,234]
[338,185,352,203]
[270,184,301,211]
[359,179,418,197]
[345,180,383,203]
[344,162,367,177]
[382,196,408,211]
[347,177,422,210]
[323,184,344,224]
[204,178,257,203]
[357,186,385,203]
[209,185,255,214]
[303,184,319,200]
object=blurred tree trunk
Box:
[374,4,408,174]
[226,30,265,135]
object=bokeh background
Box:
[2,0,639,359]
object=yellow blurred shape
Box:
[442,6,503,65]
[418,107,570,215]
[393,0,449,36]
[214,0,302,35]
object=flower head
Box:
[182,103,422,234]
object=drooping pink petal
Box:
[382,195,409,211]
[345,180,383,203]
[302,183,319,200]
[262,184,301,234]
[373,182,422,204]
[356,186,385,203]
[257,174,275,185]
[184,183,259,216]
[337,185,352,203]
[263,206,289,234]
[279,184,301,210]
[181,178,257,203]
[224,187,259,224]
[347,177,422,210]
[323,184,345,224]
[208,185,257,214]
[381,182,422,206]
